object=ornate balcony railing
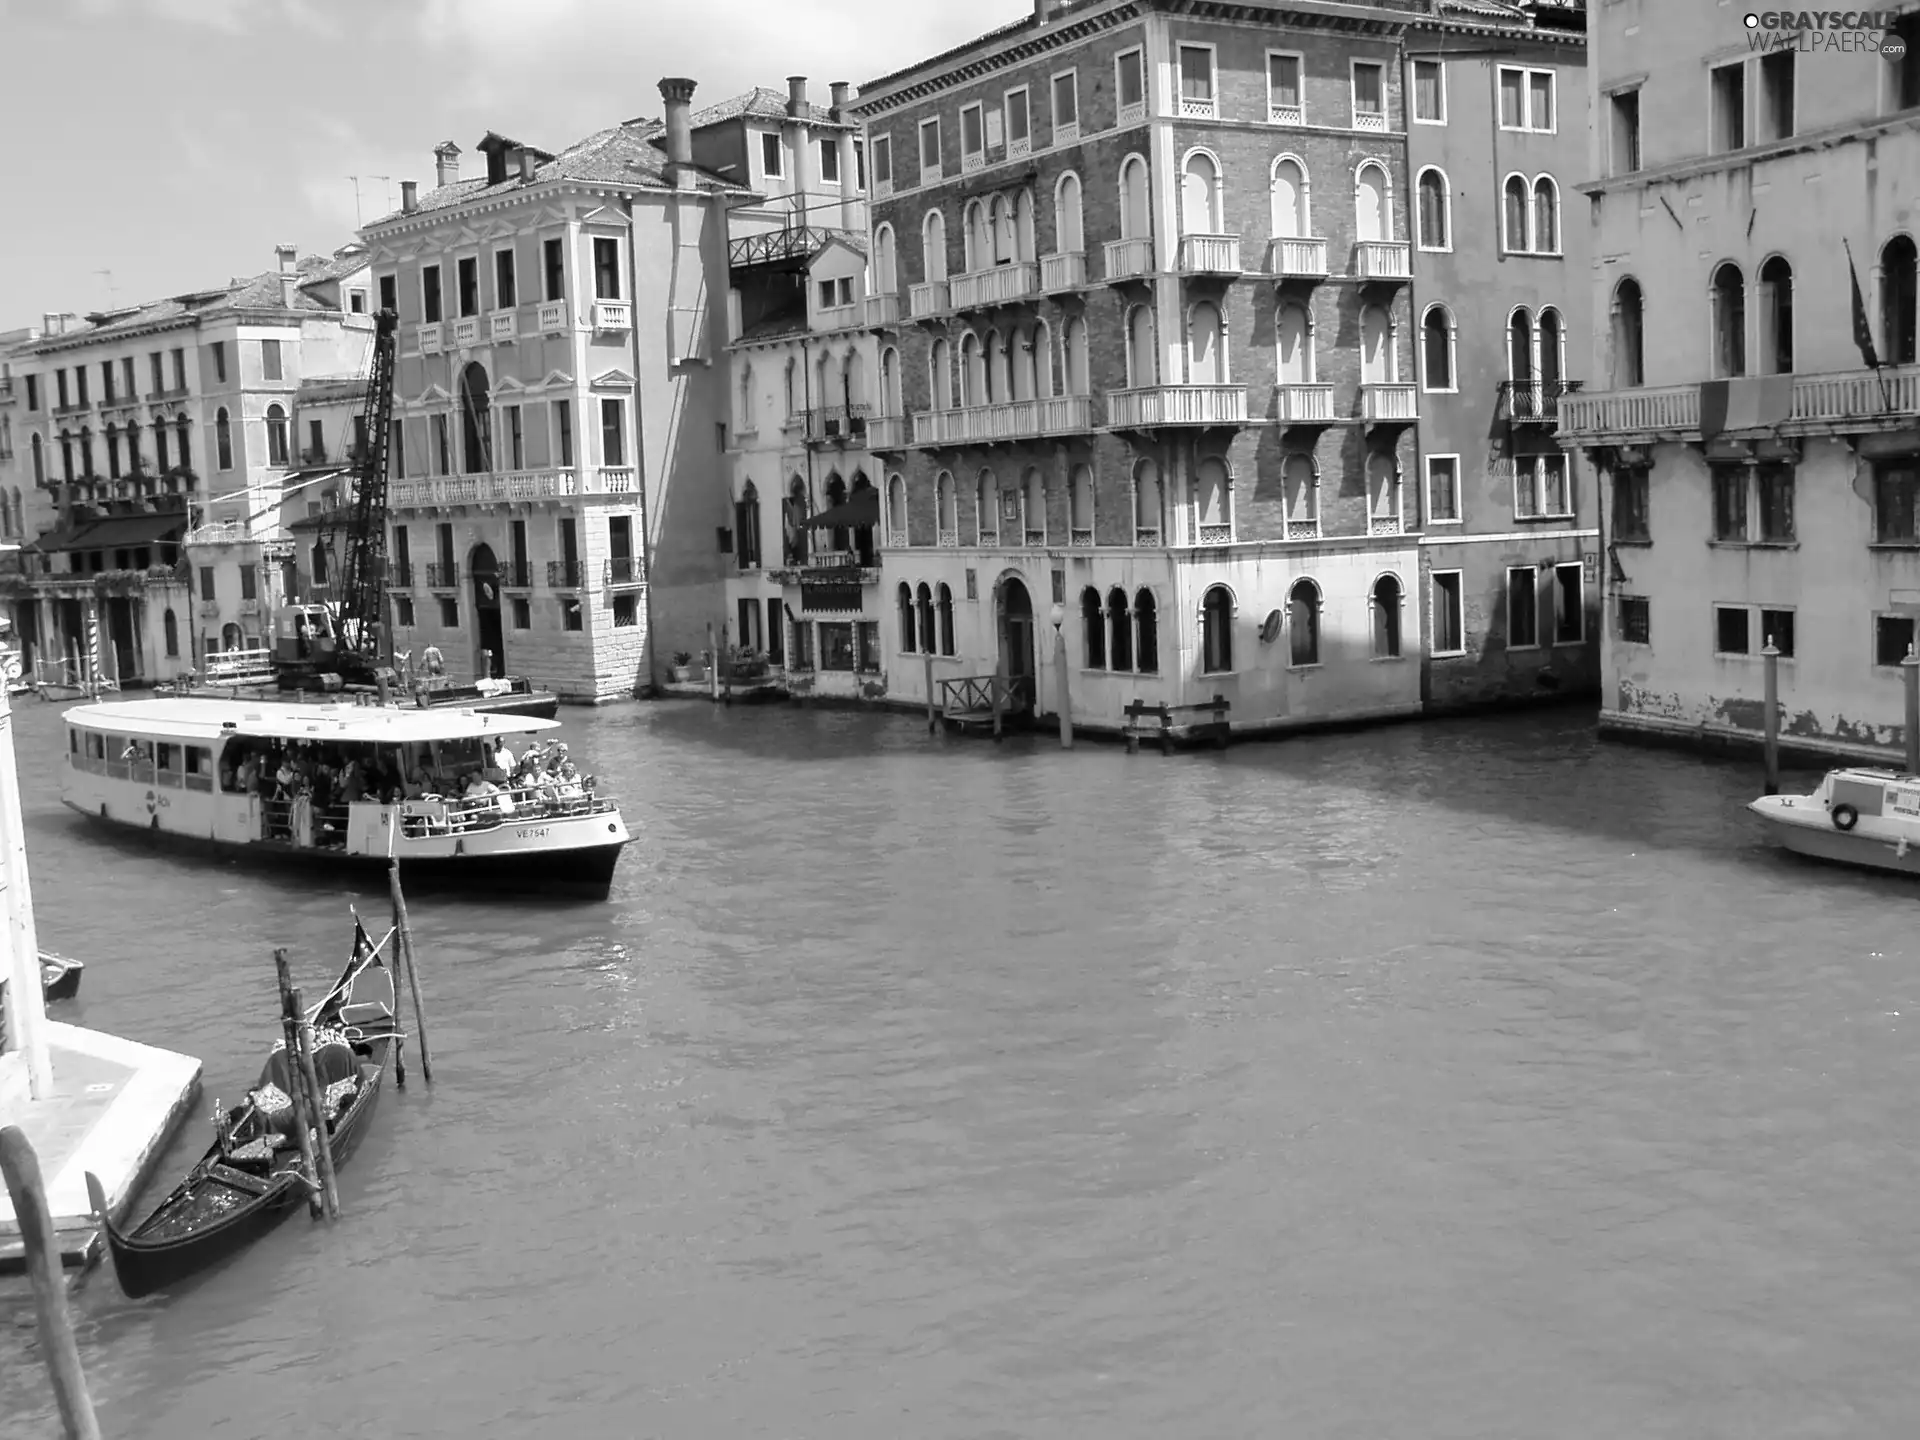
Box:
[425,562,459,588]
[806,405,871,444]
[1361,383,1419,422]
[865,293,901,326]
[949,262,1036,310]
[489,311,518,343]
[451,317,481,346]
[388,466,635,509]
[1177,234,1241,274]
[1352,241,1411,280]
[1103,237,1153,283]
[910,395,1094,446]
[1040,251,1087,291]
[390,562,415,588]
[1559,366,1920,441]
[866,415,907,448]
[548,560,584,589]
[1500,379,1583,426]
[1269,237,1329,278]
[593,301,632,332]
[908,280,949,318]
[1275,384,1335,422]
[537,301,567,333]
[1105,386,1247,428]
[500,560,532,588]
[417,324,443,354]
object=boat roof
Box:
[62,697,562,744]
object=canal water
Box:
[4,697,1919,1437]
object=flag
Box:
[1849,245,1880,370]
[1698,376,1795,440]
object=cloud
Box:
[60,0,321,31]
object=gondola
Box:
[94,919,400,1298]
[40,952,83,1003]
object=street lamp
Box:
[1047,602,1071,749]
[1049,602,1064,632]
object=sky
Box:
[0,0,998,328]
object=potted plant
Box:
[729,644,768,682]
[669,649,693,683]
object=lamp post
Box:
[1049,602,1072,750]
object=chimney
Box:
[275,244,299,307]
[518,148,539,181]
[658,77,697,188]
[433,140,461,188]
[829,81,850,122]
[401,180,419,214]
[1035,0,1057,18]
[787,75,809,118]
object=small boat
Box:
[1749,767,1920,875]
[40,952,83,1002]
[96,920,399,1298]
[411,675,559,720]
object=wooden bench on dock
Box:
[1123,695,1231,754]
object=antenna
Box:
[93,269,117,306]
[347,176,364,226]
[372,175,393,214]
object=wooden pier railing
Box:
[936,674,1035,741]
[1123,695,1231,754]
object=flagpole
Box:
[1843,237,1894,414]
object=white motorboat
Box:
[1748,767,1920,876]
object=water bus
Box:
[60,697,629,897]
[1749,767,1920,877]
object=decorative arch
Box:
[265,403,290,468]
[1366,450,1401,530]
[29,433,44,487]
[1201,583,1235,673]
[963,197,991,272]
[1415,165,1450,250]
[873,222,898,294]
[1283,452,1319,535]
[1179,147,1223,234]
[916,582,935,652]
[214,407,233,470]
[1187,299,1226,385]
[1069,463,1095,542]
[1370,573,1404,658]
[1022,465,1046,543]
[1134,587,1159,673]
[1081,584,1106,668]
[1195,455,1231,542]
[936,582,955,655]
[1270,153,1311,238]
[1013,187,1036,263]
[935,470,957,542]
[1502,173,1530,252]
[880,345,902,415]
[928,336,952,410]
[1029,319,1054,399]
[1611,276,1646,387]
[1537,306,1565,391]
[1287,577,1321,666]
[983,329,1005,403]
[1132,458,1163,544]
[1053,170,1085,255]
[163,608,179,658]
[1421,303,1455,391]
[921,208,948,284]
[1118,154,1151,239]
[1125,304,1156,388]
[1507,305,1536,388]
[1531,174,1560,254]
[1359,304,1395,384]
[897,581,917,652]
[958,332,982,407]
[1063,316,1090,395]
[887,472,909,543]
[456,360,490,473]
[1880,233,1918,365]
[1276,299,1314,384]
[1757,254,1794,375]
[1353,159,1391,243]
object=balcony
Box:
[489,311,518,343]
[1559,366,1920,442]
[806,404,871,445]
[1118,99,1147,127]
[1040,252,1086,291]
[417,324,444,354]
[911,395,1094,446]
[1103,237,1153,284]
[1269,237,1329,279]
[948,262,1037,311]
[537,301,568,333]
[425,562,459,589]
[1353,108,1388,133]
[1106,386,1247,428]
[1274,384,1335,423]
[866,415,907,449]
[1361,383,1419,424]
[548,560,585,589]
[451,317,481,347]
[1369,510,1404,537]
[53,400,91,417]
[1269,101,1303,125]
[390,561,415,588]
[1177,234,1242,275]
[865,293,901,327]
[908,280,949,319]
[604,556,645,586]
[593,301,632,332]
[1351,241,1411,281]
[500,560,531,588]
[387,466,637,510]
[1500,379,1583,427]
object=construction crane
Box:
[274,308,399,692]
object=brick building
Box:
[852,0,1429,735]
[1405,0,1596,712]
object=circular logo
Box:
[144,789,158,815]
[1744,11,1760,26]
[1887,36,1909,59]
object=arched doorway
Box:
[469,543,504,677]
[997,575,1036,715]
[459,362,492,474]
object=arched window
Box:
[125,419,142,474]
[1181,150,1221,234]
[1354,161,1388,242]
[1288,579,1320,666]
[880,346,901,416]
[736,480,762,569]
[1421,304,1454,391]
[1064,317,1090,395]
[221,623,242,652]
[1011,327,1036,401]
[873,223,897,294]
[1360,305,1392,384]
[163,608,179,658]
[1508,307,1535,386]
[783,358,797,416]
[57,430,73,482]
[1271,156,1309,238]
[1276,302,1313,384]
[266,404,289,467]
[311,538,330,586]
[1367,451,1400,530]
[850,473,875,562]
[1201,586,1233,673]
[1882,235,1918,365]
[1188,301,1225,385]
[1133,460,1162,544]
[963,199,989,272]
[785,476,809,564]
[844,350,865,414]
[1503,175,1530,252]
[78,426,93,478]
[993,195,1017,266]
[736,362,754,435]
[1284,453,1318,535]
[1013,188,1035,262]
[1538,308,1564,392]
[1070,463,1094,542]
[1119,156,1150,238]
[215,408,233,470]
[1030,321,1053,399]
[1024,466,1046,543]
[1107,588,1133,672]
[983,331,1004,403]
[922,208,947,284]
[897,581,917,651]
[1196,456,1230,542]
[935,470,957,542]
[457,361,490,472]
[916,582,935,652]
[1759,256,1794,374]
[1711,262,1747,377]
[104,423,120,480]
[937,583,955,655]
[1371,574,1403,659]
[1081,586,1106,667]
[824,472,848,552]
[1416,167,1448,249]
[1054,172,1084,255]
[30,433,44,486]
[175,416,192,470]
[929,337,951,410]
[1135,589,1159,673]
[887,473,908,544]
[976,468,999,544]
[1612,278,1645,387]
[1532,176,1559,254]
[1126,305,1156,387]
[958,333,981,407]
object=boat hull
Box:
[41,955,83,1002]
[422,690,560,720]
[1749,794,1920,876]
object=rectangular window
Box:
[761,131,783,179]
[1714,604,1752,655]
[1612,467,1651,542]
[240,564,257,601]
[555,399,574,468]
[510,597,530,630]
[100,361,114,403]
[308,418,324,461]
[1507,566,1539,648]
[593,237,620,300]
[960,103,984,167]
[1005,87,1031,154]
[433,414,451,476]
[562,597,583,632]
[1411,59,1445,123]
[1426,456,1460,524]
[348,289,367,314]
[1050,72,1077,141]
[1514,455,1572,519]
[1499,65,1556,131]
[510,519,528,579]
[200,566,215,601]
[1761,607,1795,658]
[1178,45,1216,116]
[1877,614,1917,666]
[422,264,443,323]
[819,137,839,183]
[543,238,565,302]
[1619,595,1651,645]
[1756,464,1795,542]
[390,419,405,479]
[121,357,135,396]
[820,621,855,671]
[393,594,415,627]
[611,593,638,628]
[1554,564,1584,644]
[55,368,68,408]
[1711,61,1746,152]
[494,249,517,309]
[1712,463,1750,541]
[1352,61,1385,125]
[1267,51,1301,121]
[854,138,866,190]
[1892,11,1920,110]
[24,374,36,410]
[1760,50,1794,141]
[872,135,892,187]
[260,340,281,382]
[600,398,624,467]
[457,256,479,317]
[439,597,459,628]
[505,405,523,469]
[75,368,88,405]
[171,348,185,390]
[1874,463,1920,543]
[1117,49,1146,116]
[1432,571,1464,655]
[379,274,397,313]
[919,117,941,178]
[211,342,226,384]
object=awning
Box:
[25,523,91,554]
[64,513,188,552]
[800,487,880,531]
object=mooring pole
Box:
[1762,640,1781,796]
[274,950,325,1219]
[707,622,719,702]
[289,984,341,1220]
[0,1129,101,1440]
[388,860,434,1084]
[1053,625,1073,750]
[990,657,1005,743]
[924,651,937,733]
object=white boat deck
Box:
[62,697,561,744]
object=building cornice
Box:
[1577,108,1920,197]
[360,174,747,244]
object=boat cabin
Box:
[275,605,345,668]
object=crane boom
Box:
[328,308,398,666]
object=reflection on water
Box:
[4,696,1919,1438]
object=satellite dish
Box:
[1259,609,1284,644]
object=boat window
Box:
[157,743,176,771]
[186,746,208,776]
[105,735,126,762]
[84,732,104,760]
[68,728,78,754]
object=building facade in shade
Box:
[717,79,895,695]
[1405,0,1597,711]
[358,89,742,703]
[0,252,372,688]
[854,0,1426,735]
[1560,5,1920,759]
